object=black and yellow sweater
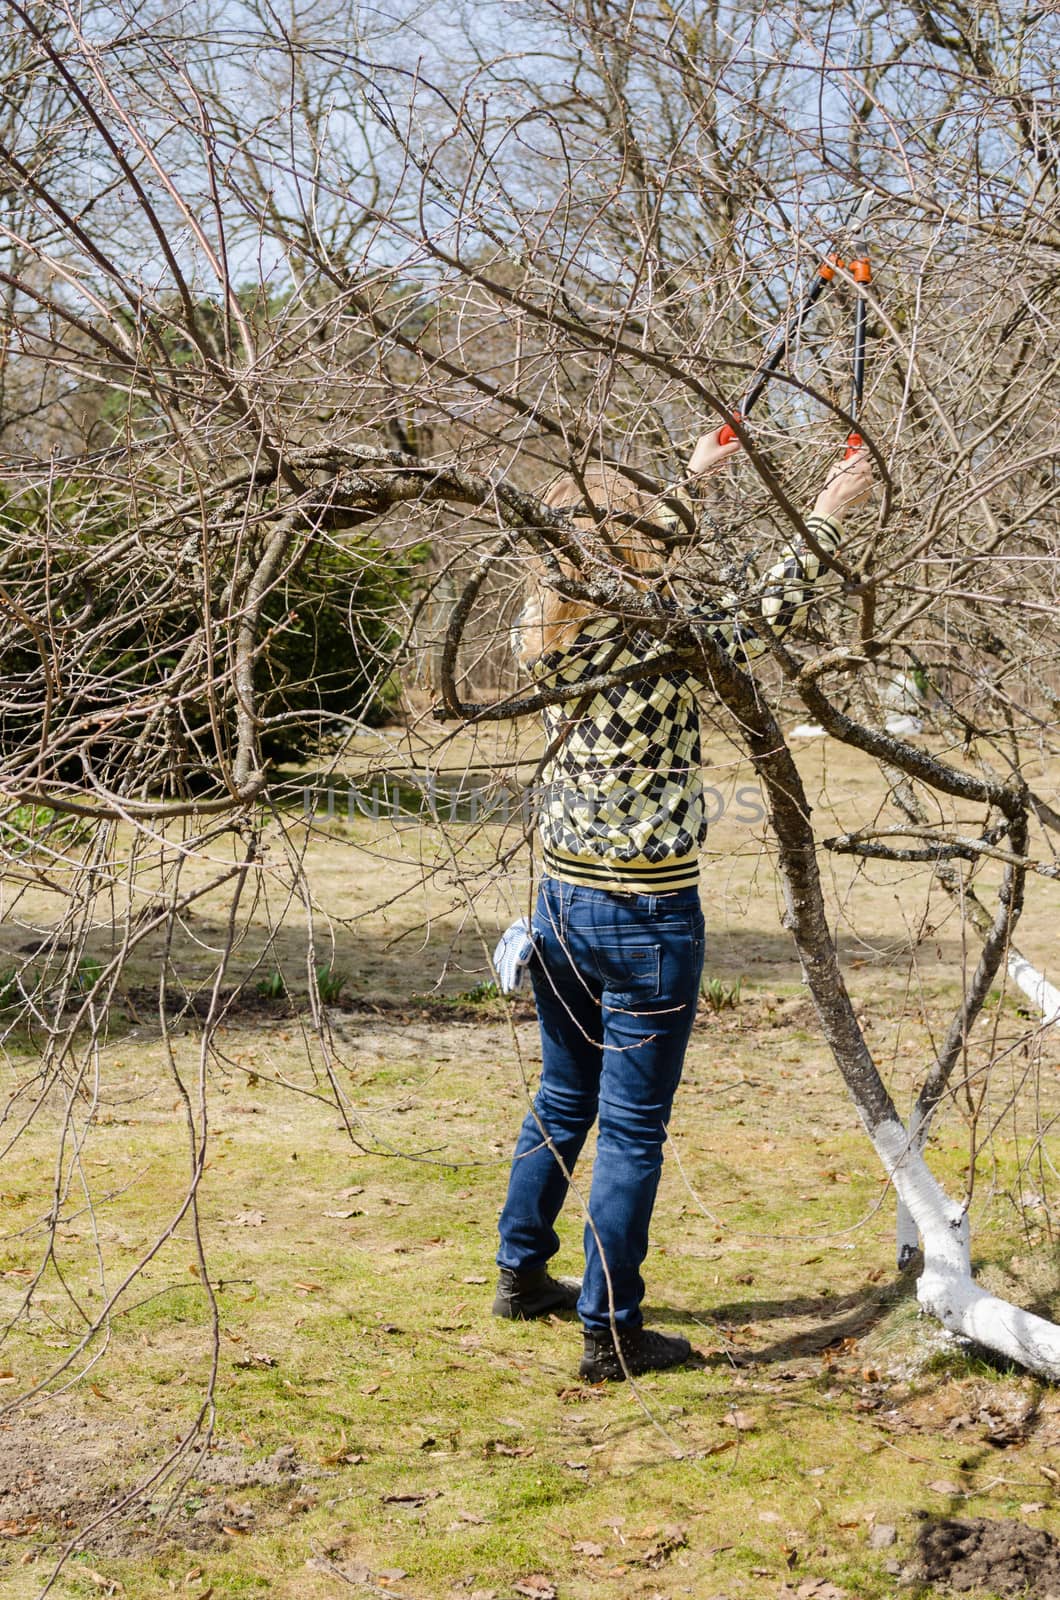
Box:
[530,511,842,893]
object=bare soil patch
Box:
[123,983,538,1026]
[914,1515,1060,1595]
[0,1411,310,1557]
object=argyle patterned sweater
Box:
[531,511,843,892]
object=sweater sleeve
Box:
[515,493,843,682]
[685,510,843,669]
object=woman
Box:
[493,428,873,1382]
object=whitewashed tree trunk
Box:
[872,767,1040,1270]
[895,946,1060,1266]
[894,1104,926,1270]
[876,1120,1060,1377]
[695,646,1060,1381]
[1007,950,1060,1027]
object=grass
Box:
[1,727,1059,1597]
[0,991,1057,1600]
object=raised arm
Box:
[683,433,874,666]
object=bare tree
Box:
[1,6,1059,1539]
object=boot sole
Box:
[492,1293,579,1320]
[579,1341,692,1381]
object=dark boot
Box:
[579,1325,692,1382]
[492,1266,581,1320]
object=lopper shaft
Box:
[844,257,872,458]
[716,192,872,448]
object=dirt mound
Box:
[915,1516,1060,1596]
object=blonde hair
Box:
[516,467,667,663]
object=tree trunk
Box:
[696,646,1060,1378]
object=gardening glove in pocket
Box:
[493,916,535,995]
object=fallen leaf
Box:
[233,1352,276,1370]
[513,1577,556,1599]
[722,1408,757,1431]
[183,1568,203,1585]
[462,1274,488,1284]
[381,1489,439,1505]
[293,1281,323,1293]
[81,1569,123,1593]
[376,1571,407,1583]
[573,1540,605,1556]
[926,1479,961,1495]
[230,1211,265,1227]
[701,1438,737,1458]
[322,1209,361,1220]
[633,1525,687,1569]
[489,1441,534,1457]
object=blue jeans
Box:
[497,877,705,1331]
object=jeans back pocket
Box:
[590,940,661,1002]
